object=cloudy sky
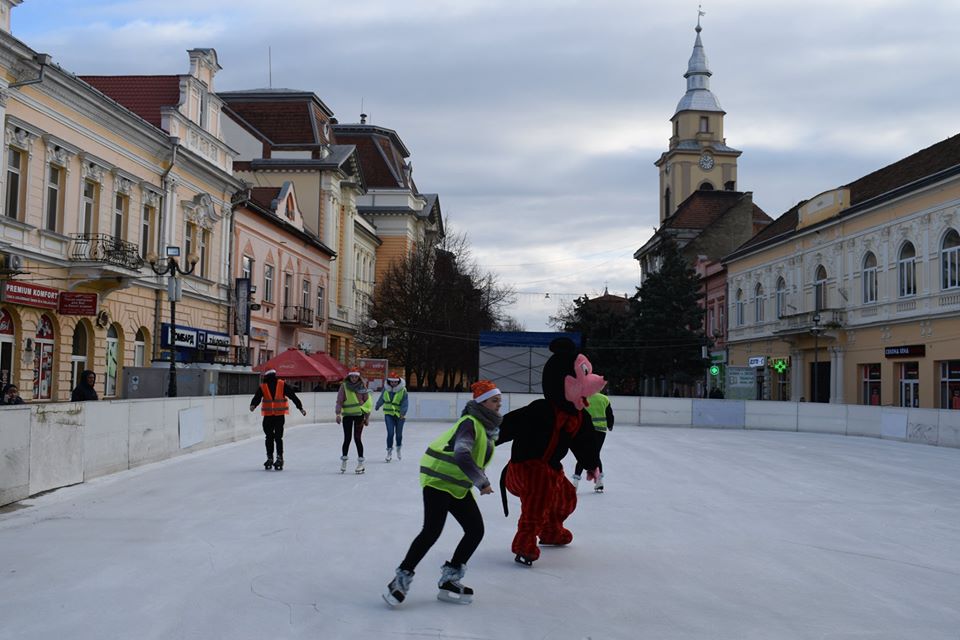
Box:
[12,1,960,329]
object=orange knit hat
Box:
[471,380,500,403]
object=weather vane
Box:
[697,5,706,28]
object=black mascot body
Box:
[496,337,606,565]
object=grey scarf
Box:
[463,400,502,438]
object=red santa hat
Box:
[471,380,501,403]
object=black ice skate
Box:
[514,553,534,567]
[263,457,273,470]
[437,561,473,604]
[382,568,414,607]
[273,457,284,471]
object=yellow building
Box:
[0,7,240,400]
[724,134,960,408]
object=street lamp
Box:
[810,312,822,403]
[147,246,198,397]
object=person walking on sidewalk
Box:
[572,388,614,492]
[383,380,503,607]
[71,370,99,402]
[375,375,409,462]
[249,369,306,470]
[336,371,370,473]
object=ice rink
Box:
[1,420,959,640]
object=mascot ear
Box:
[549,337,577,356]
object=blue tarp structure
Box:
[478,331,582,393]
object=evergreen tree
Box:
[633,237,707,392]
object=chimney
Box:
[0,0,23,34]
[360,113,367,124]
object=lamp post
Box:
[148,246,198,397]
[810,312,822,403]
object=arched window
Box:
[775,277,786,318]
[724,180,736,191]
[862,252,878,303]
[735,289,745,326]
[898,242,917,297]
[754,283,764,323]
[814,265,828,311]
[70,322,88,392]
[134,327,149,367]
[941,230,960,290]
[698,182,715,191]
[105,324,121,397]
[34,314,56,400]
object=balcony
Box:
[772,309,846,336]
[69,234,145,271]
[280,305,313,326]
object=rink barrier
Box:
[1,394,958,507]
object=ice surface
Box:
[1,422,959,639]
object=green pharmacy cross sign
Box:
[709,365,721,376]
[772,358,789,374]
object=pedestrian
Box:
[249,368,306,471]
[2,383,24,405]
[375,374,409,462]
[572,388,614,492]
[70,370,99,402]
[336,371,370,473]
[383,380,503,607]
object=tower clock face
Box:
[699,153,715,170]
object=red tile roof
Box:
[335,131,406,189]
[249,187,281,211]
[80,75,181,129]
[846,132,960,205]
[663,190,752,230]
[223,101,318,145]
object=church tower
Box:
[654,15,741,223]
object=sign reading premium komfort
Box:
[1,281,59,309]
[884,344,926,358]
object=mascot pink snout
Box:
[564,354,606,410]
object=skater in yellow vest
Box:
[375,374,409,461]
[336,371,371,473]
[572,389,613,492]
[383,380,503,607]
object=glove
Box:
[300,408,307,416]
[586,468,600,482]
[335,414,342,424]
[249,406,255,413]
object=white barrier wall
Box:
[3,393,959,507]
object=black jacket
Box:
[496,399,600,471]
[70,370,99,402]
[250,377,304,412]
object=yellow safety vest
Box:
[419,415,491,499]
[342,386,365,416]
[586,393,610,432]
[382,388,406,417]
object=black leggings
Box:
[575,431,606,475]
[262,416,285,458]
[341,415,365,457]
[400,486,484,572]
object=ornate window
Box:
[898,242,917,297]
[862,252,878,303]
[941,230,960,290]
[775,277,786,318]
[263,264,274,303]
[814,265,828,311]
[753,283,764,323]
[735,289,745,326]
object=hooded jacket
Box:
[71,370,99,402]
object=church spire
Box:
[674,11,724,116]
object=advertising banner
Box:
[58,292,98,316]
[358,358,388,392]
[1,281,59,309]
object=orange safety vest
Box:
[260,379,289,416]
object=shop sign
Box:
[1,281,59,309]
[162,323,231,351]
[748,356,766,368]
[359,357,388,392]
[58,292,99,316]
[162,323,198,349]
[250,327,270,341]
[884,344,926,358]
[202,331,231,352]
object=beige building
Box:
[724,133,960,409]
[0,5,240,400]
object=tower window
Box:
[725,181,736,191]
[699,116,709,133]
[698,182,715,191]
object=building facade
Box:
[724,134,960,408]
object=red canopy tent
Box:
[253,348,333,380]
[310,352,349,381]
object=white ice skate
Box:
[385,448,392,462]
[437,562,473,604]
[355,457,365,474]
[396,446,402,460]
[340,456,348,474]
[594,472,604,493]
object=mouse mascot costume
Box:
[497,337,606,566]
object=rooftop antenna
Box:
[268,46,272,88]
[360,98,367,124]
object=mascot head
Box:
[542,337,606,412]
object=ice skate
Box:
[514,553,534,567]
[340,456,348,474]
[570,474,580,489]
[382,568,414,607]
[396,446,402,460]
[273,456,284,471]
[355,457,365,474]
[437,562,473,604]
[263,456,273,470]
[385,448,392,463]
[594,472,604,493]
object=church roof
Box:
[674,21,724,115]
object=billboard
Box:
[359,358,388,392]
